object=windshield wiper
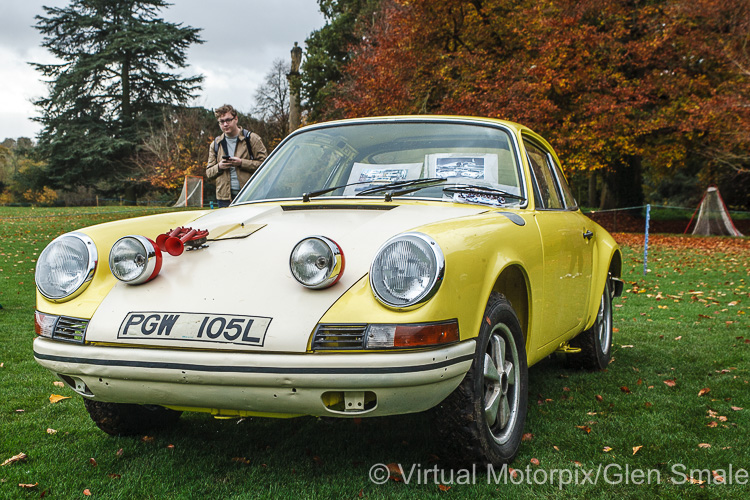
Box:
[355,177,447,199]
[302,177,447,202]
[443,184,526,202]
[302,181,378,202]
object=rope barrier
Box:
[584,204,750,215]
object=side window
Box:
[525,141,563,209]
[548,153,578,209]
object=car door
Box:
[525,137,593,346]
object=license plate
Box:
[117,312,271,346]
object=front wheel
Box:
[568,280,613,370]
[434,293,528,465]
[83,399,182,436]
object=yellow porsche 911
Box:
[33,116,622,465]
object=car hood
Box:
[85,202,488,352]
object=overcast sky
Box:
[0,0,327,141]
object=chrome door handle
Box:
[583,230,593,240]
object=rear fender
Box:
[583,231,622,331]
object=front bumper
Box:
[33,337,475,417]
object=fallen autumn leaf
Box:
[386,463,403,482]
[49,394,70,404]
[2,453,28,467]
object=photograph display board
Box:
[425,153,499,184]
[343,162,423,195]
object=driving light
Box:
[35,232,97,302]
[290,236,345,289]
[370,232,444,309]
[109,235,162,285]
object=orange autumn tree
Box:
[132,107,215,191]
[326,0,750,208]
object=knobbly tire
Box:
[567,281,613,370]
[433,292,528,466]
[83,399,182,436]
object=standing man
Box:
[206,104,267,207]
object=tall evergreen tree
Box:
[32,0,203,189]
[301,0,381,122]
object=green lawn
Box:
[1,207,748,499]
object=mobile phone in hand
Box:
[222,155,231,160]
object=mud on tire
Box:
[567,281,613,371]
[433,292,528,466]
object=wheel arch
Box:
[584,242,623,330]
[491,264,530,348]
[609,247,623,278]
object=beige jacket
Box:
[206,130,267,201]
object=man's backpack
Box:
[213,128,255,160]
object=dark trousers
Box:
[217,190,240,208]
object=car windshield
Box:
[238,120,524,206]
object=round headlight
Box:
[35,232,98,302]
[290,236,345,289]
[370,232,444,309]
[109,235,162,285]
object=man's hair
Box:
[214,104,237,118]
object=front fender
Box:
[320,210,540,346]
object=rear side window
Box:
[525,141,563,209]
[549,154,577,209]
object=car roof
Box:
[296,115,531,135]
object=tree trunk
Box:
[121,53,131,122]
[599,181,611,210]
[588,171,597,208]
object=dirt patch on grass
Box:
[612,232,750,254]
[586,211,750,235]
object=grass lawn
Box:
[1,207,748,499]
